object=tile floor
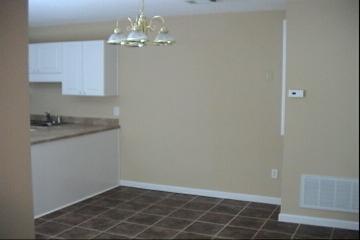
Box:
[35,186,359,239]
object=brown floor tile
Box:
[79,216,119,231]
[94,232,129,239]
[248,202,279,210]
[122,187,148,195]
[239,207,273,219]
[229,216,265,229]
[74,205,109,216]
[210,204,243,215]
[220,199,250,207]
[60,203,84,212]
[127,213,162,225]
[77,197,101,206]
[217,226,257,239]
[116,202,149,211]
[174,232,213,239]
[35,218,47,226]
[107,191,139,201]
[144,190,173,198]
[169,193,197,201]
[53,212,91,225]
[183,201,215,211]
[107,222,147,238]
[133,195,163,204]
[143,204,176,215]
[41,210,68,220]
[199,212,234,225]
[185,221,223,235]
[270,209,280,220]
[35,221,71,236]
[295,224,332,238]
[293,235,328,239]
[170,209,204,220]
[99,208,135,221]
[255,230,292,239]
[332,228,359,239]
[192,196,223,203]
[157,198,189,207]
[262,220,298,234]
[57,227,99,239]
[35,233,51,239]
[137,226,178,239]
[89,198,123,208]
[155,217,192,230]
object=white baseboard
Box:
[34,184,119,219]
[119,180,281,205]
[279,213,359,230]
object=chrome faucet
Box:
[45,112,52,123]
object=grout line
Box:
[291,224,301,239]
[251,206,280,240]
[46,187,151,239]
[329,227,335,240]
[130,195,215,239]
[90,189,178,238]
[171,197,227,239]
[211,201,252,239]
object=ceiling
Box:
[29,0,286,27]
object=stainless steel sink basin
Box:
[31,120,52,127]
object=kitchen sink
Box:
[31,120,52,127]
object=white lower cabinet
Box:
[62,40,118,96]
[31,130,120,217]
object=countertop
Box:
[30,116,120,145]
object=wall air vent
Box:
[301,175,359,213]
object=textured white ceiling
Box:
[29,0,287,27]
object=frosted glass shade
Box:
[153,28,175,46]
[107,27,126,45]
[125,30,148,47]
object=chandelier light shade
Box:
[107,0,175,47]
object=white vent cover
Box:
[301,175,359,213]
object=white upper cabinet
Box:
[29,42,63,82]
[62,40,118,96]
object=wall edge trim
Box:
[279,213,359,230]
[119,180,281,205]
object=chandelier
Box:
[107,0,175,47]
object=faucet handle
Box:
[45,112,51,122]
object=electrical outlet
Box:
[113,106,120,116]
[271,169,279,179]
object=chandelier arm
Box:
[141,0,145,13]
[127,17,134,30]
[149,15,166,32]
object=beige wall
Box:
[282,0,359,221]
[0,0,34,238]
[29,11,285,197]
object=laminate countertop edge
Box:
[31,124,120,145]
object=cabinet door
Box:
[62,42,83,95]
[82,41,104,96]
[29,42,63,82]
[37,43,62,74]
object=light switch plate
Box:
[288,89,305,98]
